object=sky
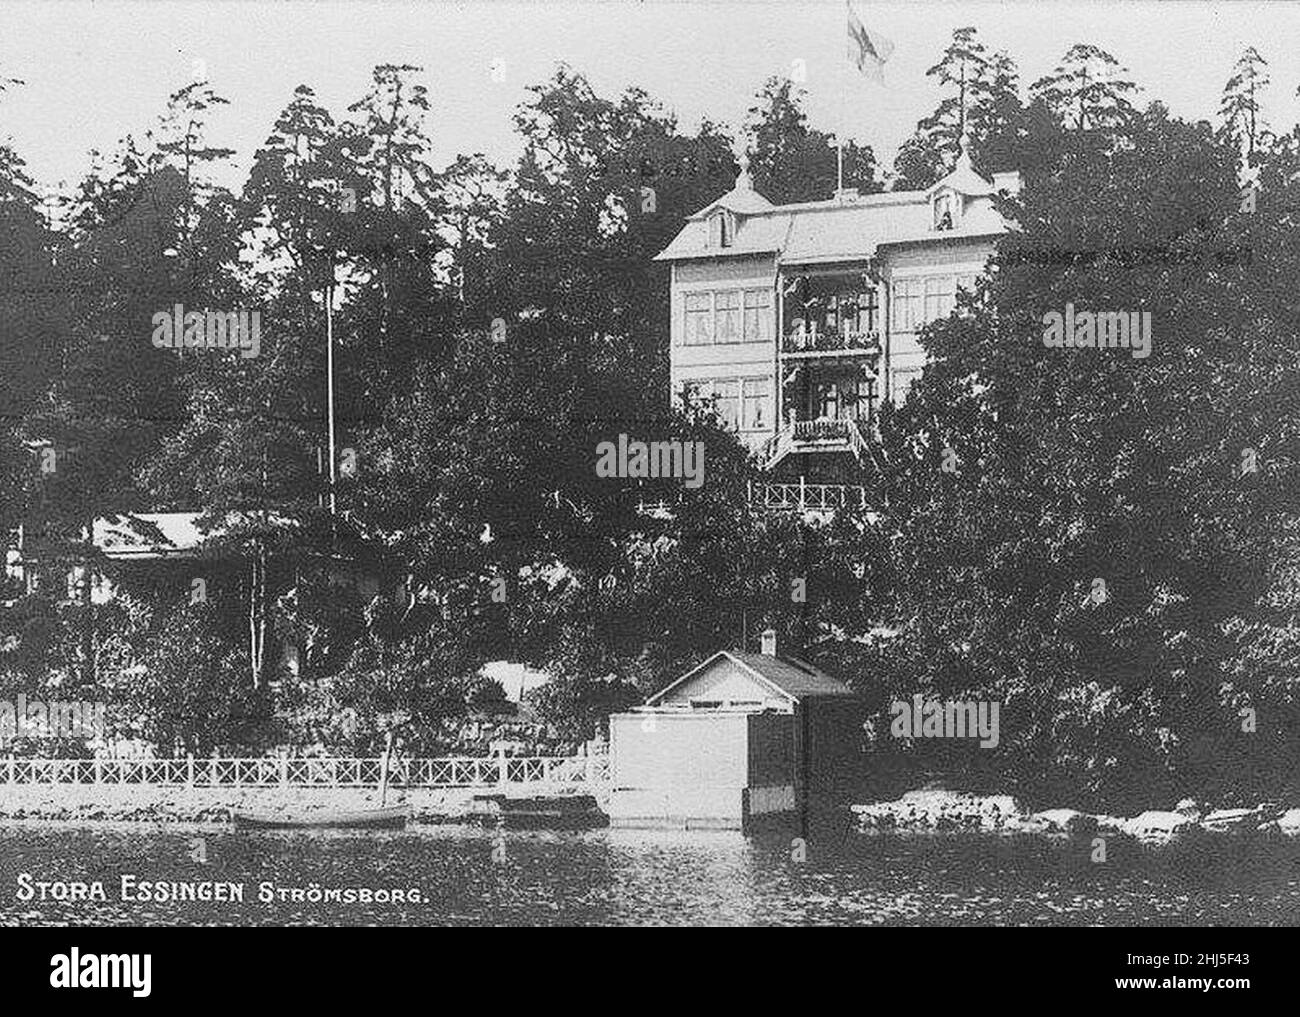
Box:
[2,0,1299,198]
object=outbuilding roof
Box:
[645,650,855,707]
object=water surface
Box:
[1,824,1296,926]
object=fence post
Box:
[799,474,806,511]
[584,755,595,784]
[187,754,194,787]
[93,758,101,785]
[7,754,13,785]
[497,752,508,787]
[280,755,288,788]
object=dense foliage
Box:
[2,37,1299,809]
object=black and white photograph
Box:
[0,0,1294,982]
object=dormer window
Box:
[709,209,735,248]
[933,190,956,231]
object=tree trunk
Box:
[248,549,267,689]
[248,555,258,688]
[256,543,267,684]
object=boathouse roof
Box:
[645,650,854,710]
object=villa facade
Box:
[655,150,1019,508]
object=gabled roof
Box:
[729,652,856,698]
[927,149,996,199]
[95,512,209,559]
[695,182,775,218]
[645,650,854,707]
[655,175,1012,265]
[91,511,299,560]
[688,159,775,220]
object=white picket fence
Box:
[2,755,610,789]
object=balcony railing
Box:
[749,479,867,513]
[763,417,870,468]
[781,329,881,355]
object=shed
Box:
[607,630,862,831]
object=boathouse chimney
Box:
[760,628,778,657]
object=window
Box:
[713,380,740,430]
[698,376,774,432]
[709,210,734,248]
[892,367,922,400]
[684,289,771,345]
[716,290,742,343]
[858,288,879,332]
[924,276,955,322]
[742,378,772,431]
[892,278,922,331]
[933,191,956,230]
[955,274,978,312]
[684,292,712,345]
[816,380,839,420]
[743,290,772,340]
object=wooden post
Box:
[187,754,194,787]
[279,754,288,787]
[799,474,807,511]
[93,758,101,785]
[379,732,393,808]
[497,752,508,787]
[8,754,14,785]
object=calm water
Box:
[1,824,1298,926]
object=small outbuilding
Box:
[607,630,862,831]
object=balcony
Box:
[781,328,882,358]
[749,479,867,514]
[763,417,870,469]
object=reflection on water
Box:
[1,824,1298,926]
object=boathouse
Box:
[606,630,862,831]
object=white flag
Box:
[847,4,894,84]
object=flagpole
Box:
[326,270,338,533]
[838,0,848,196]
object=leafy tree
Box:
[1219,47,1271,168]
[895,34,1022,188]
[1030,44,1140,138]
[968,51,1024,173]
[872,105,1300,808]
[919,27,990,164]
[892,131,946,191]
[125,602,272,755]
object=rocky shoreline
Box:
[0,785,608,826]
[852,790,1300,846]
